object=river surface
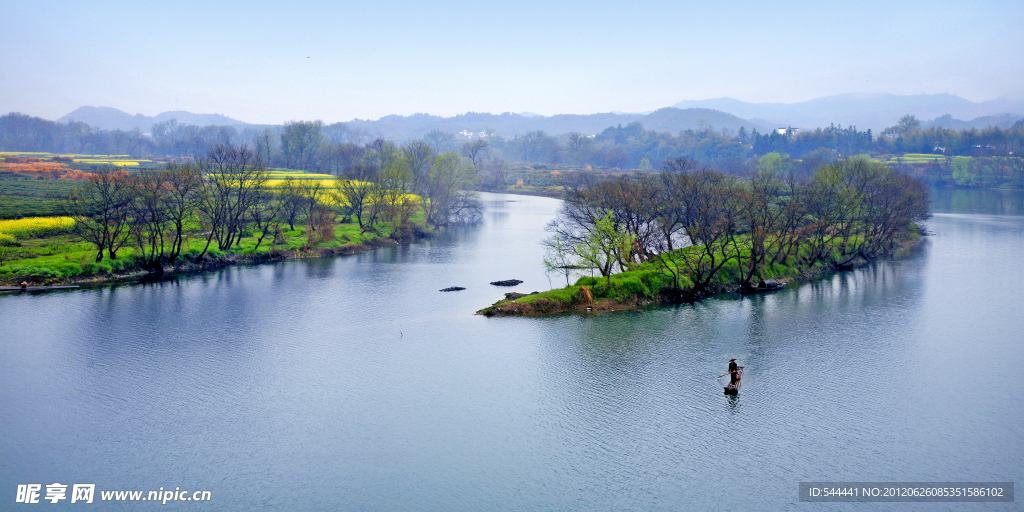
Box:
[2,190,1022,511]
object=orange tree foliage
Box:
[0,162,97,180]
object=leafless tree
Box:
[422,153,478,227]
[672,169,738,296]
[162,163,203,260]
[424,130,456,154]
[281,120,325,170]
[61,167,134,262]
[196,144,269,254]
[337,178,385,233]
[460,139,489,168]
[402,140,436,194]
[249,189,285,251]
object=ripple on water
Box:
[1,198,1023,511]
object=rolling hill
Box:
[674,93,1024,132]
[57,106,249,132]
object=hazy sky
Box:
[2,0,1022,124]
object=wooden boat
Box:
[0,285,80,293]
[742,279,784,294]
[724,367,742,394]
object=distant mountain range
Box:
[58,106,249,132]
[344,108,770,140]
[673,93,1024,132]
[51,93,1024,139]
[52,106,768,139]
[922,113,1024,131]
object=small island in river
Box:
[480,156,929,316]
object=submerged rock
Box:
[440,286,466,292]
[490,279,523,286]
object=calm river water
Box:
[2,190,1022,511]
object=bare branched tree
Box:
[196,144,269,254]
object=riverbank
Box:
[479,232,924,317]
[73,238,402,288]
[0,221,412,287]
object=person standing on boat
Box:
[728,358,739,384]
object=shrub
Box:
[1,264,79,283]
[107,258,133,273]
[613,275,652,299]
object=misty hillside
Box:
[53,93,1024,141]
[923,113,1024,130]
[58,106,249,132]
[346,108,770,140]
[674,93,1024,132]
[53,106,769,139]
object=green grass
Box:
[885,154,946,165]
[0,212,414,285]
[0,174,80,218]
[516,286,582,304]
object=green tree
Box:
[951,156,976,186]
[581,212,636,285]
[542,234,578,286]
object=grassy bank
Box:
[0,215,413,286]
[0,155,433,286]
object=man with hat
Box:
[728,358,740,384]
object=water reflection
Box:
[303,257,336,279]
[931,186,1024,215]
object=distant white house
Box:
[775,127,799,137]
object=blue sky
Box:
[2,0,1022,124]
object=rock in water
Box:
[490,279,523,286]
[440,286,466,292]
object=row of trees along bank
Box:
[60,143,481,273]
[540,154,930,303]
[5,111,1021,174]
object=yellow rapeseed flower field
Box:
[73,159,145,166]
[265,171,336,180]
[0,152,52,157]
[260,175,422,206]
[0,216,76,239]
[209,171,422,207]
